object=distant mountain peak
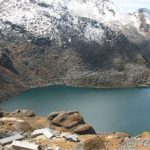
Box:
[134,8,150,33]
[0,0,124,36]
[138,8,150,14]
[0,0,149,36]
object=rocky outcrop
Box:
[11,109,35,117]
[0,109,96,135]
[48,111,96,134]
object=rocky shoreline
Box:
[1,84,150,103]
[0,109,150,150]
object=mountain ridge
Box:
[0,0,150,101]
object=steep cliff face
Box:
[0,0,150,101]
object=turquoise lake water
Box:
[1,86,150,135]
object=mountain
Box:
[0,0,150,101]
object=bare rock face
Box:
[0,0,150,101]
[48,111,96,134]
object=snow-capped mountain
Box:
[0,0,149,42]
[0,0,150,101]
[0,0,123,39]
[135,8,150,33]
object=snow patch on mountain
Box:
[0,0,150,43]
[84,23,105,43]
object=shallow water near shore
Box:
[1,85,150,135]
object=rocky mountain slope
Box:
[0,0,150,101]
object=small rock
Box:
[12,109,20,114]
[0,121,5,125]
[21,109,35,117]
[0,111,3,118]
[11,109,35,117]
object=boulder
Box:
[48,111,96,134]
[12,109,20,114]
[74,124,96,135]
[12,109,35,117]
[20,109,35,117]
[48,111,85,128]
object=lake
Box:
[1,86,150,135]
